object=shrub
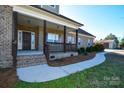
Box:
[86,46,93,52]
[92,43,105,52]
[77,47,85,54]
[120,43,124,49]
[80,47,85,53]
[77,48,82,54]
[84,49,88,55]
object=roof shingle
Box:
[78,28,96,38]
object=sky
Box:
[60,5,124,41]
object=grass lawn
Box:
[15,53,124,88]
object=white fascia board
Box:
[68,32,95,39]
[78,33,95,39]
[12,5,81,29]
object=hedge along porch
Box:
[11,5,83,67]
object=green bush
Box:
[77,47,85,54]
[86,46,93,52]
[120,43,124,49]
[77,48,81,54]
[80,47,85,53]
[78,43,104,54]
[92,43,105,52]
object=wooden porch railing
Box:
[46,42,77,53]
[66,43,77,51]
[46,42,64,52]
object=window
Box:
[18,31,36,50]
[78,37,81,45]
[49,5,56,8]
[47,33,59,42]
[67,36,75,44]
[87,39,91,47]
[18,31,22,50]
[31,32,35,50]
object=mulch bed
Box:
[48,52,96,67]
[0,68,18,88]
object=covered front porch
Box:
[45,22,79,60]
[12,5,83,67]
[17,13,78,59]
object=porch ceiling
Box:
[18,14,64,31]
[18,13,43,27]
[18,13,76,31]
[12,5,82,29]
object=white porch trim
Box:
[68,31,95,39]
[17,51,43,56]
[12,5,81,29]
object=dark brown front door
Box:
[23,32,31,50]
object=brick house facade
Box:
[0,6,13,68]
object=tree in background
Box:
[104,33,119,47]
[120,37,124,48]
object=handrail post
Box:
[12,11,18,68]
[64,26,66,52]
[76,29,78,51]
[43,20,47,54]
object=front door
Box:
[23,32,31,50]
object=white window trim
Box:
[47,33,59,42]
[78,37,81,45]
[87,39,91,47]
[67,36,75,44]
[18,30,23,50]
[17,30,36,50]
[31,32,35,50]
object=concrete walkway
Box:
[17,52,106,83]
[105,49,124,55]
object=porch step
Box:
[17,54,47,68]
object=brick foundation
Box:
[0,6,13,68]
[17,54,47,68]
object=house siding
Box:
[0,6,13,68]
[78,35,94,48]
[47,27,64,43]
[66,31,76,44]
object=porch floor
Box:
[17,51,43,56]
[17,52,106,83]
